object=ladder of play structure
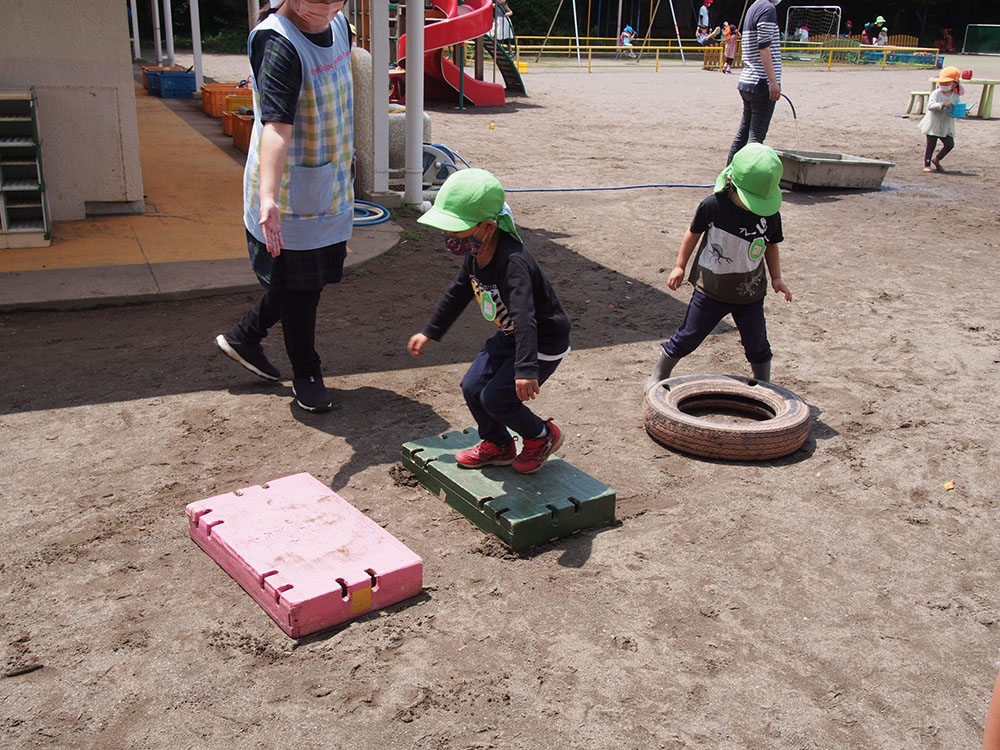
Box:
[0,88,52,248]
[483,34,526,95]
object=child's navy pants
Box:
[461,332,561,445]
[663,290,772,364]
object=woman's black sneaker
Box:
[292,375,332,412]
[215,334,281,381]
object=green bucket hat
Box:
[714,143,783,217]
[417,168,521,241]
[875,15,886,24]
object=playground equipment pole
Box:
[189,0,204,89]
[404,0,426,208]
[370,0,390,193]
[150,0,163,64]
[667,0,685,63]
[616,0,622,46]
[571,0,582,65]
[163,0,175,66]
[247,0,257,30]
[536,0,566,63]
[129,0,140,59]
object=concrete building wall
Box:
[0,0,144,220]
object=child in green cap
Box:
[408,169,571,474]
[646,143,792,390]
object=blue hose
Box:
[353,199,390,226]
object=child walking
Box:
[408,170,572,474]
[722,21,740,73]
[646,143,792,390]
[920,66,964,173]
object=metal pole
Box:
[537,0,566,63]
[667,0,684,63]
[458,42,465,110]
[615,0,622,46]
[636,0,663,60]
[190,0,204,89]
[163,0,175,66]
[371,0,390,193]
[129,0,141,59]
[404,0,425,207]
[150,0,163,64]
[248,0,258,30]
[570,0,582,66]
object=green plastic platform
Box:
[401,429,616,551]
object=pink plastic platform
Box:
[186,473,423,638]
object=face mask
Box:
[299,0,344,25]
[445,234,482,257]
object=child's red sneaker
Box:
[456,439,517,468]
[513,420,564,474]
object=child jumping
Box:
[408,169,572,474]
[646,143,792,390]
[920,66,964,173]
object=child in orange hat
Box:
[919,66,964,172]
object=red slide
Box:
[398,0,505,106]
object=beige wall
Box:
[0,0,143,219]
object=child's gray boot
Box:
[646,352,680,391]
[750,360,771,383]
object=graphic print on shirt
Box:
[697,222,767,299]
[471,276,513,332]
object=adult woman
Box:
[216,0,353,413]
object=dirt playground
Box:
[3,55,1000,748]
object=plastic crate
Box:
[225,94,254,112]
[145,70,165,96]
[159,71,196,99]
[232,114,254,153]
[142,65,182,89]
[201,82,249,117]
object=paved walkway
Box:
[0,81,400,311]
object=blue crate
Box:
[159,71,196,99]
[146,69,165,95]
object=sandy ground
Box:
[3,55,1000,749]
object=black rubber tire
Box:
[643,374,811,461]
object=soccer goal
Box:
[962,25,1000,55]
[784,6,841,41]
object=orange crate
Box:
[201,82,249,117]
[142,65,183,89]
[221,110,236,136]
[225,94,254,112]
[232,114,254,153]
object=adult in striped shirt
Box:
[726,0,782,164]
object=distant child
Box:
[722,21,740,73]
[646,143,792,390]
[408,169,572,474]
[618,25,637,58]
[920,66,964,172]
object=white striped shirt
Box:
[738,0,782,90]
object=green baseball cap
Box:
[714,143,783,217]
[418,168,520,240]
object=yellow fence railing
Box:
[508,37,942,72]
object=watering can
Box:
[950,101,976,118]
